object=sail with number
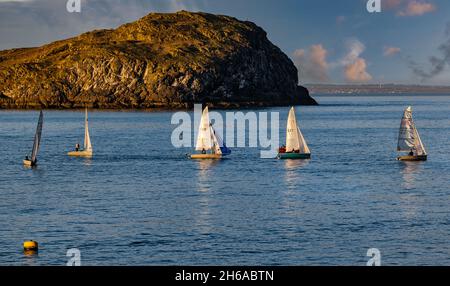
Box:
[397,106,426,155]
[31,111,44,163]
[286,107,310,154]
[286,107,300,152]
[84,108,92,152]
[195,107,212,151]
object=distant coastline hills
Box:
[306,84,450,95]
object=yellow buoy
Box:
[23,240,38,251]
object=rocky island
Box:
[0,11,317,109]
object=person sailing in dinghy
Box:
[279,145,300,154]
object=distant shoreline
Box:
[0,102,316,111]
[313,93,450,96]
[306,84,450,95]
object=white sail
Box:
[84,108,92,152]
[397,106,426,155]
[286,107,301,152]
[413,123,426,155]
[195,107,212,151]
[297,127,311,154]
[397,107,415,151]
[31,111,43,163]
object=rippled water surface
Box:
[1,95,449,265]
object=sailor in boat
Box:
[409,149,414,156]
[75,143,80,152]
[287,147,299,153]
[202,148,206,154]
[24,156,36,164]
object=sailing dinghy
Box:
[190,107,230,159]
[397,106,427,161]
[277,107,311,160]
[23,111,43,167]
[68,108,93,157]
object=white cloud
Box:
[293,44,329,83]
[397,0,436,17]
[341,39,372,83]
[344,58,372,83]
[294,40,373,83]
[384,46,401,56]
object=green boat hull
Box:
[277,153,311,160]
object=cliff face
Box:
[0,11,317,109]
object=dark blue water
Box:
[1,95,450,265]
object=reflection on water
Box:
[22,165,45,177]
[23,250,39,266]
[400,161,424,190]
[194,160,220,235]
[23,250,38,257]
[196,160,219,193]
[399,192,422,219]
[280,159,310,221]
[2,95,450,265]
[82,158,93,167]
[399,161,425,219]
[283,159,310,189]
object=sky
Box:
[0,0,449,85]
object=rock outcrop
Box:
[0,11,317,109]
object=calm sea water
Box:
[1,95,450,266]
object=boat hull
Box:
[190,154,222,160]
[68,150,93,157]
[397,155,427,161]
[23,160,35,166]
[277,153,311,160]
